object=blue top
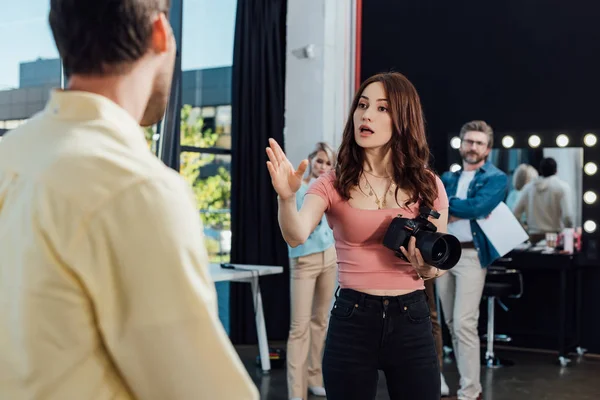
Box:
[288,181,335,258]
[505,189,520,210]
[441,162,509,268]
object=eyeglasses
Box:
[462,139,488,148]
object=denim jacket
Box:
[441,161,508,268]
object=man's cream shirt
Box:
[0,90,258,400]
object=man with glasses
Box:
[437,120,508,400]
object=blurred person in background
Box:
[513,157,573,242]
[506,163,538,211]
[439,120,508,400]
[286,142,337,400]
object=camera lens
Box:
[382,214,462,270]
[431,240,448,263]
[415,232,462,269]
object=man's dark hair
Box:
[540,157,557,177]
[49,0,171,75]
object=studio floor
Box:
[237,344,600,400]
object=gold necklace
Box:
[363,175,393,209]
[364,170,390,179]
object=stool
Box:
[482,266,523,368]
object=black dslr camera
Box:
[383,206,461,270]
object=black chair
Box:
[482,266,523,368]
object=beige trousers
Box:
[287,246,337,400]
[436,249,487,400]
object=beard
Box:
[140,59,174,127]
[460,150,487,165]
[140,77,170,127]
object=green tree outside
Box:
[179,105,231,231]
[143,105,231,260]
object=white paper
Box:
[475,202,529,257]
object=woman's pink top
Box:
[306,172,449,291]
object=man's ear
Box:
[150,13,173,54]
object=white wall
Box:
[284,0,356,168]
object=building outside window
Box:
[0,1,61,133]
[180,0,237,333]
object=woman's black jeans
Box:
[322,288,441,399]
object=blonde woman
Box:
[506,163,538,211]
[286,142,337,400]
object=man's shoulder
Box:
[440,170,454,180]
[66,153,181,213]
[482,162,507,178]
[440,170,456,186]
[551,176,571,194]
[108,168,192,210]
[27,124,177,215]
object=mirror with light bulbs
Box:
[446,131,599,248]
[489,147,583,229]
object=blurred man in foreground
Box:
[0,1,258,399]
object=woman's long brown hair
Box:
[334,72,438,209]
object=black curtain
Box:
[159,0,183,171]
[229,0,289,344]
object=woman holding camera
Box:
[286,142,337,400]
[266,72,449,399]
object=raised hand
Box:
[265,138,308,200]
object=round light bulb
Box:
[556,134,569,147]
[584,191,597,205]
[528,135,541,148]
[502,135,514,148]
[583,220,597,234]
[450,136,461,149]
[450,163,462,173]
[584,162,598,176]
[584,133,597,147]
